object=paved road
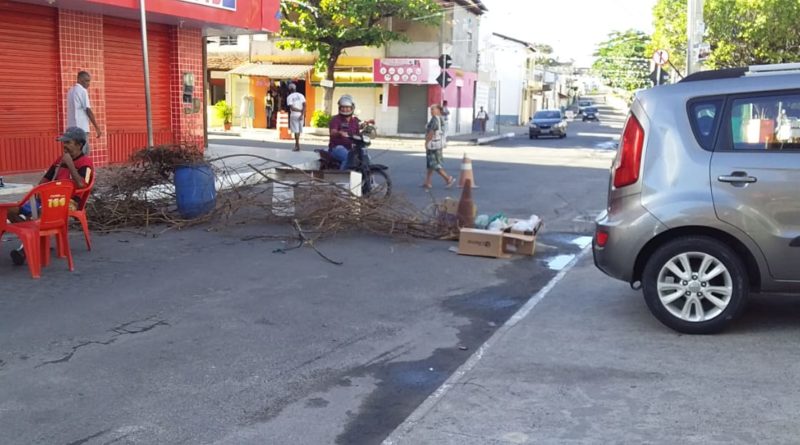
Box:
[0,105,622,444]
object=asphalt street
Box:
[0,105,622,444]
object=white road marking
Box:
[546,254,575,271]
[382,247,590,445]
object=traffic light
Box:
[436,71,453,88]
[438,54,453,69]
[649,68,670,86]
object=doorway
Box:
[397,85,428,134]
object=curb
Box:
[476,132,516,145]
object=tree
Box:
[650,0,800,71]
[648,0,686,73]
[592,30,651,91]
[279,0,441,114]
[705,0,800,68]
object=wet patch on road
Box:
[335,232,589,445]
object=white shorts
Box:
[289,111,303,134]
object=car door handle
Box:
[718,172,757,184]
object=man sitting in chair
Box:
[7,126,94,265]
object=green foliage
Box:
[648,0,686,73]
[592,30,651,91]
[311,110,332,128]
[279,0,441,71]
[214,100,233,124]
[650,0,800,71]
[278,0,441,113]
[705,0,800,68]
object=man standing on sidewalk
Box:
[66,71,102,154]
[476,106,488,134]
[286,83,306,152]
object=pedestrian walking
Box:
[66,71,102,154]
[476,106,488,134]
[422,104,455,189]
[286,83,306,151]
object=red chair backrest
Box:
[72,173,96,211]
[34,181,74,230]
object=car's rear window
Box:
[688,99,723,150]
[535,111,561,119]
[585,107,598,113]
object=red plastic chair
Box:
[69,174,95,251]
[0,181,75,279]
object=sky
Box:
[480,0,658,67]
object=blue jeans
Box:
[331,145,350,170]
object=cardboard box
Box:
[458,228,511,258]
[502,232,536,256]
[457,216,540,258]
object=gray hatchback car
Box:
[594,63,800,334]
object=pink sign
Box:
[373,58,438,84]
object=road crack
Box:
[36,316,169,368]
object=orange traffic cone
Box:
[458,153,478,188]
[457,179,475,228]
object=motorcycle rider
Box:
[328,95,361,170]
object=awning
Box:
[227,63,314,79]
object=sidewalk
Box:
[210,124,524,147]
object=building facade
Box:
[216,0,487,136]
[1,0,279,175]
[487,33,539,126]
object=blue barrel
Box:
[174,164,216,219]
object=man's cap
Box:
[57,126,87,143]
[288,83,297,91]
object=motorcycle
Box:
[316,128,391,199]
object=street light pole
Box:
[139,0,154,147]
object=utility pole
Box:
[686,0,705,76]
[139,0,154,147]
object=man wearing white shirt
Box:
[285,83,305,151]
[66,71,102,154]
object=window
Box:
[687,98,722,150]
[219,35,238,46]
[729,93,800,150]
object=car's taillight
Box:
[613,114,645,188]
[595,229,609,247]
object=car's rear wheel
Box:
[641,236,748,334]
[529,134,536,139]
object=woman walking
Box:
[422,104,456,189]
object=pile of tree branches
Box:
[85,146,458,241]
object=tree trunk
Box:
[323,49,342,116]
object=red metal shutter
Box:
[0,2,59,173]
[103,18,174,162]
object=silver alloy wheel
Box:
[656,251,733,323]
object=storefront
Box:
[225,63,314,129]
[372,58,478,136]
[0,0,280,174]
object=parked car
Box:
[593,63,800,334]
[529,109,567,139]
[582,106,599,121]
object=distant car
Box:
[529,109,567,139]
[582,106,599,121]
[577,100,594,115]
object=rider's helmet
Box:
[337,95,355,116]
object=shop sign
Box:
[373,58,438,84]
[179,0,237,11]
